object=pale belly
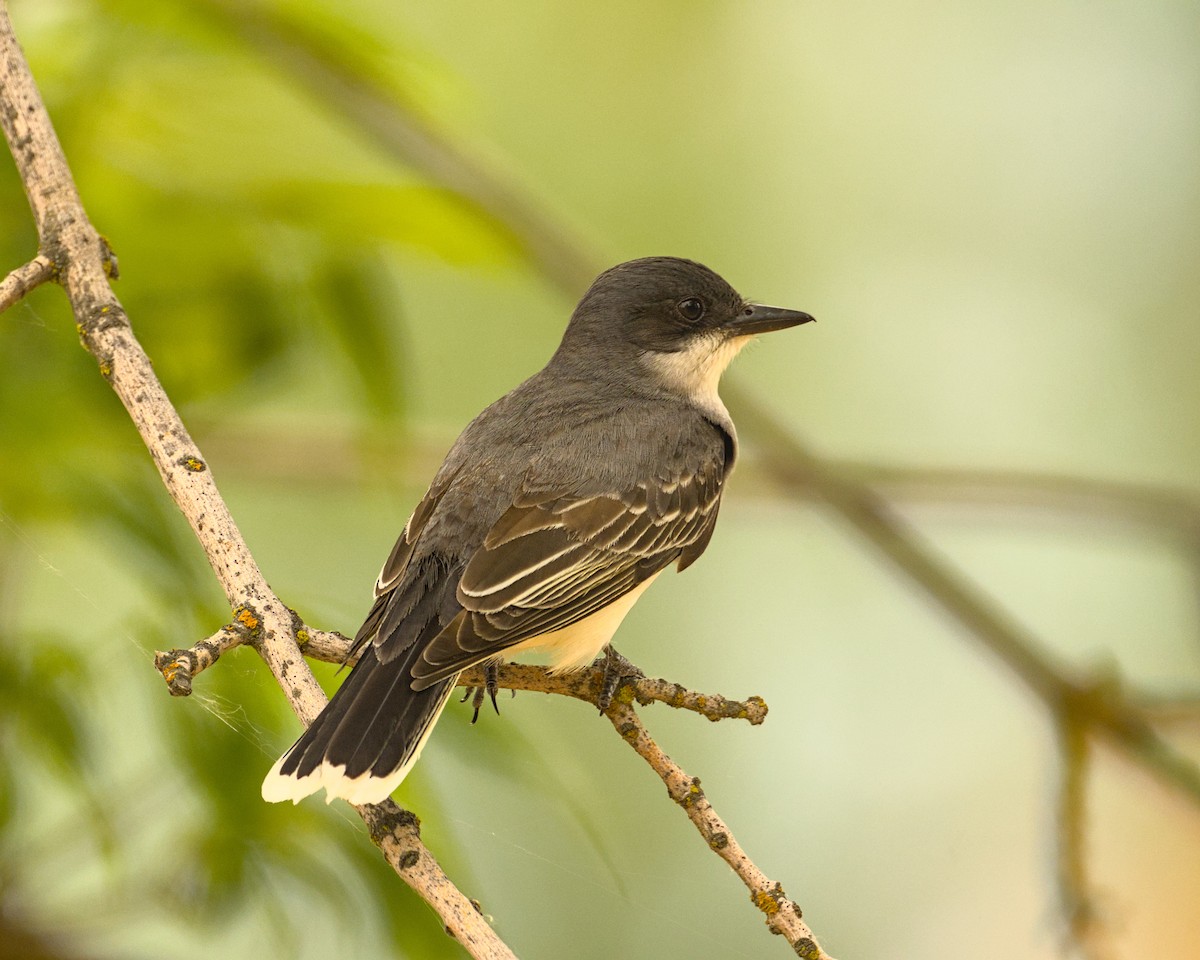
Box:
[503,571,661,672]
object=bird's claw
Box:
[461,661,509,723]
[596,644,643,712]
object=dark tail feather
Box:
[261,644,456,804]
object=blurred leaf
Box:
[0,633,90,778]
[312,249,407,421]
[89,473,221,612]
[249,181,521,266]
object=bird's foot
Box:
[460,661,513,724]
[596,644,643,712]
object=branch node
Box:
[232,603,263,642]
[752,882,786,917]
[98,234,119,279]
[363,801,422,845]
[677,776,705,809]
[154,626,239,697]
[78,299,129,338]
[178,455,208,473]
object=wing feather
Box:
[409,451,725,687]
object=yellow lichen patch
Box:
[235,607,259,631]
[753,889,781,915]
[794,938,821,959]
[296,628,310,647]
[180,456,206,472]
[679,778,704,808]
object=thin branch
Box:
[0,9,514,957]
[158,622,772,728]
[1055,714,1113,960]
[605,698,828,957]
[1136,693,1200,727]
[192,422,1200,549]
[0,253,54,312]
[155,623,246,697]
[460,662,771,725]
[154,610,353,696]
[457,663,830,956]
[834,464,1200,543]
[153,621,811,951]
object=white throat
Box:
[642,333,750,423]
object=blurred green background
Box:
[2,0,1198,958]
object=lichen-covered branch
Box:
[604,697,830,958]
[0,252,54,313]
[0,9,513,957]
[459,662,830,956]
[154,608,352,696]
[152,612,812,953]
[458,661,770,726]
[155,623,247,697]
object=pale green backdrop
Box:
[2,1,1198,958]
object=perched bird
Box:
[262,257,813,805]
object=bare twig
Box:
[152,623,808,952]
[1137,693,1200,726]
[1055,714,1112,960]
[154,603,358,696]
[458,662,828,956]
[294,623,355,663]
[155,626,770,726]
[458,661,770,726]
[834,463,1200,544]
[0,9,513,957]
[155,622,247,697]
[0,253,53,312]
[606,698,828,957]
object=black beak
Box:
[727,303,816,336]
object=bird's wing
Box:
[407,455,725,689]
[350,466,465,666]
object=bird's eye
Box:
[676,297,705,322]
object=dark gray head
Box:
[551,257,813,405]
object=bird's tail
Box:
[261,643,456,805]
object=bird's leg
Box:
[461,660,506,724]
[485,660,501,716]
[596,644,643,712]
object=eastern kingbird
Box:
[262,257,813,805]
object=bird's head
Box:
[556,257,814,403]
